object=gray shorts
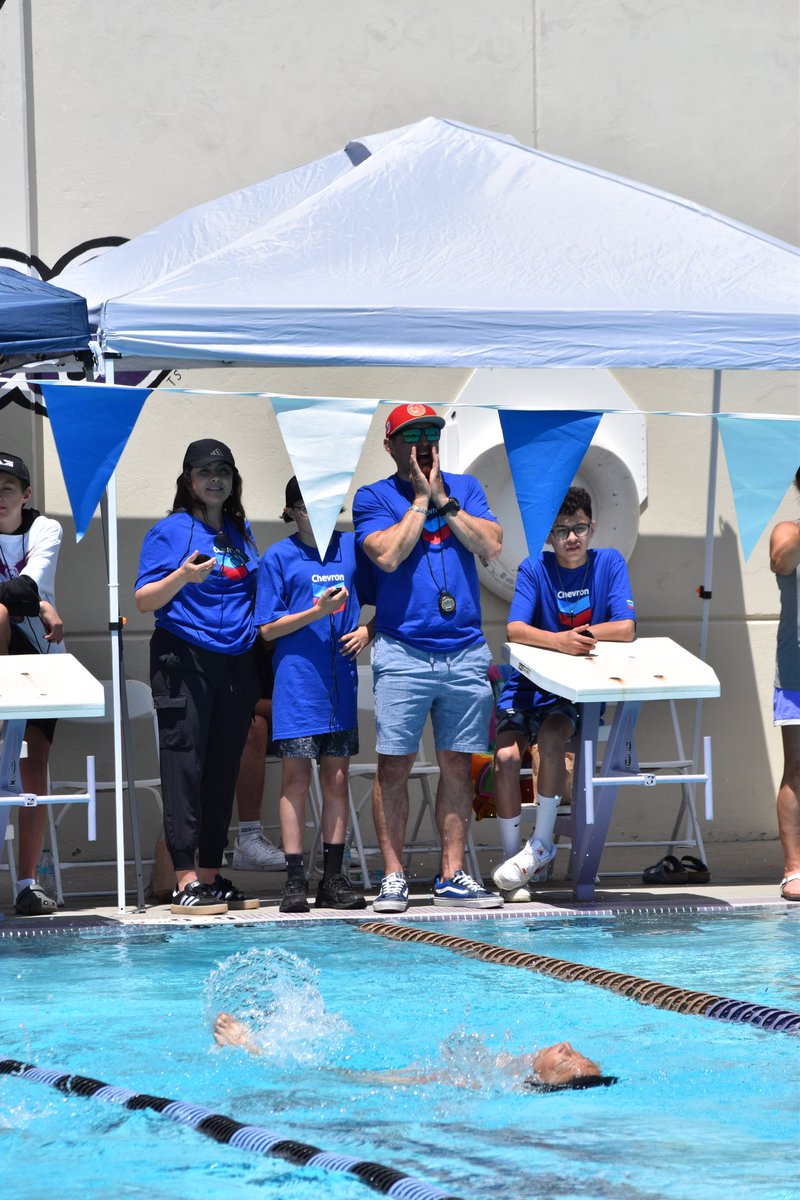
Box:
[495,699,578,744]
[274,728,359,759]
[372,634,493,756]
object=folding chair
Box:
[47,679,163,902]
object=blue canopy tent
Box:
[0,266,91,370]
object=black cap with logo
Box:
[0,452,31,486]
[182,439,236,470]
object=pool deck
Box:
[1,837,796,935]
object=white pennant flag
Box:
[270,394,382,555]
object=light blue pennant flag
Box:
[40,382,151,540]
[270,395,381,556]
[498,409,603,559]
[718,415,800,559]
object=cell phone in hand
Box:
[194,553,213,564]
[581,628,595,638]
[328,586,343,597]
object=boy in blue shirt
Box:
[256,478,373,913]
[492,487,636,901]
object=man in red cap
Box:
[352,403,503,912]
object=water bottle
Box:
[37,848,57,901]
[342,836,353,882]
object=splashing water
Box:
[202,947,351,1064]
[430,1026,527,1093]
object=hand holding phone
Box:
[193,553,213,564]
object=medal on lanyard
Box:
[438,591,457,616]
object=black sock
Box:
[285,854,306,882]
[322,842,345,880]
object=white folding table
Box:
[504,637,720,900]
[0,654,105,891]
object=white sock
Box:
[498,815,522,860]
[532,794,561,849]
[238,822,262,840]
[15,877,35,897]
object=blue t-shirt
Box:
[499,547,636,710]
[352,471,496,653]
[136,512,258,655]
[254,531,369,740]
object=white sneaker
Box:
[493,838,556,891]
[232,833,286,872]
[502,884,533,903]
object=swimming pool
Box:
[1,909,798,1199]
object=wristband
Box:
[408,504,428,515]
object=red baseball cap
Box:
[384,403,446,439]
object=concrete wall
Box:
[1,0,798,864]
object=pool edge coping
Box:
[1,893,794,937]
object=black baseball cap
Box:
[0,452,31,486]
[183,439,236,470]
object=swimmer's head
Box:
[524,1041,617,1092]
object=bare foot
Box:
[213,1012,259,1053]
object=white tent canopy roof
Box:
[60,118,800,371]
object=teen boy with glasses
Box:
[492,486,636,901]
[352,403,504,912]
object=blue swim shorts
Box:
[371,634,493,756]
[774,687,800,726]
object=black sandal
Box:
[642,855,689,884]
[680,855,710,883]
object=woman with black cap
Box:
[135,439,260,914]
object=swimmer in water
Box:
[212,1014,616,1091]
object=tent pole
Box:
[105,359,127,913]
[690,368,722,785]
[100,492,146,913]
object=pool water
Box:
[1,909,798,1200]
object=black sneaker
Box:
[170,880,228,916]
[14,883,57,917]
[208,874,260,910]
[279,876,310,914]
[315,873,367,910]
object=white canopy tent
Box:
[59,118,799,371]
[52,117,799,911]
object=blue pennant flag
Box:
[498,409,603,560]
[41,382,151,540]
[718,416,800,560]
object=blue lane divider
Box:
[0,1058,463,1200]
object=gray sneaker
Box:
[232,833,286,872]
[14,883,57,916]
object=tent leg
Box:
[689,369,722,798]
[101,491,146,913]
[103,358,140,913]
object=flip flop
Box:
[642,855,689,885]
[780,872,800,901]
[680,855,710,884]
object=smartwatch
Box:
[437,497,461,518]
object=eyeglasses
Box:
[551,523,591,541]
[292,502,308,514]
[397,425,441,444]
